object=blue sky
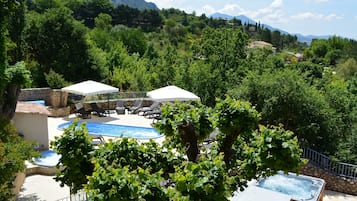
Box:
[148,0,357,40]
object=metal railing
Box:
[56,191,87,201]
[302,148,357,180]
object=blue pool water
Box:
[58,121,161,139]
[26,100,45,106]
[257,173,324,200]
[33,150,61,167]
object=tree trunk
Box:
[0,84,21,120]
[178,122,199,162]
[220,129,241,166]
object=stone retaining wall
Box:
[300,163,357,195]
[18,88,52,104]
[13,165,63,200]
[18,88,70,117]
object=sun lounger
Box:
[91,134,104,146]
[143,108,161,118]
[137,101,160,115]
[89,103,106,117]
[74,103,91,119]
[128,99,143,114]
[115,100,126,114]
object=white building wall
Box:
[13,113,49,150]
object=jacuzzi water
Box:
[58,121,161,139]
[33,150,61,167]
[257,173,324,200]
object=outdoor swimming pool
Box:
[58,121,161,139]
[256,173,325,201]
[33,150,61,167]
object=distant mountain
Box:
[111,0,159,10]
[294,34,330,44]
[210,13,256,24]
[210,12,330,44]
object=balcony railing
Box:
[302,148,357,180]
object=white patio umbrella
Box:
[61,80,118,96]
[147,85,200,102]
[62,80,119,110]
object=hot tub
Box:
[232,172,325,201]
[33,150,61,168]
[256,173,325,201]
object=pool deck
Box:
[17,112,357,201]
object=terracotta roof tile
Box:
[16,102,51,116]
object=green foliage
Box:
[44,69,69,89]
[52,100,304,200]
[154,101,213,161]
[169,154,232,201]
[0,118,37,200]
[87,166,169,201]
[214,97,261,165]
[51,119,94,194]
[118,28,148,56]
[93,138,182,175]
[229,69,349,154]
[305,36,351,65]
[5,61,31,86]
[246,125,305,175]
[336,58,357,80]
[24,7,103,82]
[215,97,260,137]
[86,138,182,201]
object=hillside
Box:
[210,12,330,44]
[111,0,158,10]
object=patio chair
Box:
[151,114,162,124]
[136,101,160,115]
[115,100,126,115]
[89,103,106,117]
[128,99,143,114]
[91,134,104,146]
[74,103,91,119]
[143,108,161,118]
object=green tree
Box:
[271,30,281,50]
[191,27,248,104]
[53,100,304,200]
[24,7,104,83]
[154,101,213,162]
[214,97,260,165]
[118,28,148,56]
[51,120,94,194]
[0,118,37,200]
[0,0,31,119]
[229,69,344,154]
[0,3,35,199]
[336,58,357,80]
[44,69,70,89]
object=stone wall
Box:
[300,163,357,195]
[18,88,70,117]
[18,88,52,104]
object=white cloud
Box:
[217,4,244,15]
[147,0,176,9]
[291,12,343,21]
[201,5,216,15]
[271,0,284,8]
[240,0,286,23]
[304,0,329,3]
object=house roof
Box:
[16,102,51,116]
[247,40,274,48]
